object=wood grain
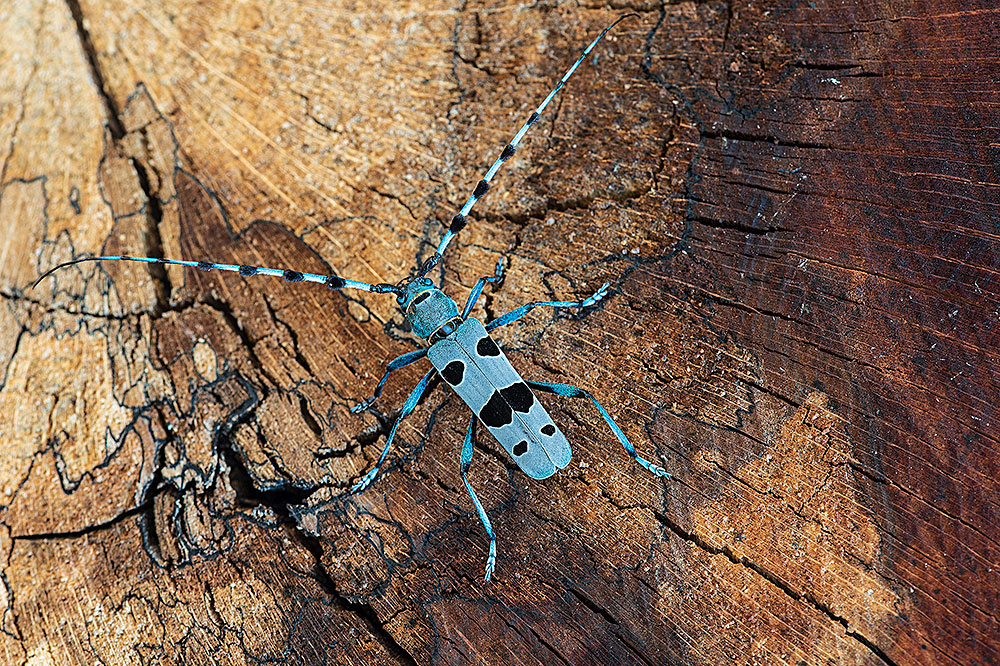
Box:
[1,0,996,664]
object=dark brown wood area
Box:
[1,1,996,664]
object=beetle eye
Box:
[422,278,432,285]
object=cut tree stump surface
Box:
[1,1,997,664]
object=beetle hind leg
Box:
[460,416,497,581]
[525,380,671,479]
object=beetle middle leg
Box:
[351,348,429,414]
[352,369,436,493]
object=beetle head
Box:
[398,278,460,339]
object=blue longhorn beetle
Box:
[34,14,670,580]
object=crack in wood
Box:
[653,508,901,666]
[64,0,123,138]
[12,492,160,541]
[567,586,658,666]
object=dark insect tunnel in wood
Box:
[0,1,996,664]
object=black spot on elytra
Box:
[283,270,304,282]
[476,337,501,357]
[500,383,533,413]
[513,440,528,456]
[480,391,512,428]
[541,424,556,436]
[441,360,465,385]
[239,265,257,276]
